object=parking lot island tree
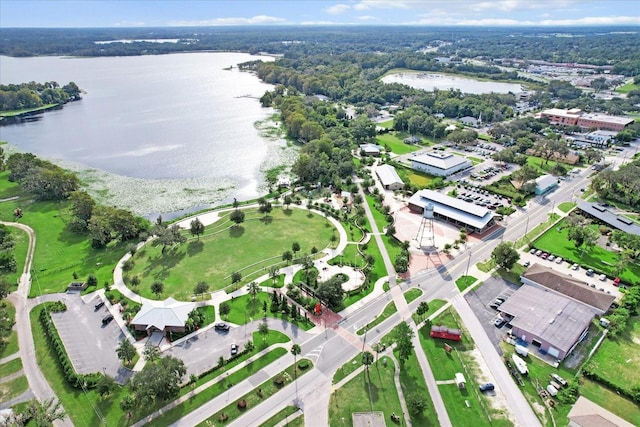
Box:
[115,339,136,365]
[491,242,520,270]
[129,355,186,405]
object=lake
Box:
[381,72,522,95]
[0,53,293,218]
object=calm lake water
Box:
[381,72,522,94]
[0,53,289,217]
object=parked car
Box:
[571,263,579,270]
[555,257,563,264]
[541,252,548,260]
[535,250,543,256]
[586,269,594,276]
[230,343,238,356]
[94,301,105,310]
[599,274,607,281]
[102,314,114,325]
[529,248,537,254]
[494,317,506,327]
[613,277,621,286]
[214,322,230,332]
[479,383,495,392]
[548,255,555,262]
[523,260,531,267]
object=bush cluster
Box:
[39,306,101,389]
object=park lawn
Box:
[150,348,289,426]
[329,356,405,426]
[557,202,576,213]
[259,273,285,289]
[377,119,394,129]
[333,353,365,385]
[4,225,28,289]
[0,300,18,358]
[201,358,313,426]
[615,81,640,94]
[0,170,22,200]
[356,301,397,335]
[0,357,22,377]
[258,406,302,427]
[412,298,447,325]
[394,165,442,189]
[365,194,389,232]
[127,208,336,299]
[403,288,423,303]
[223,292,314,331]
[365,238,387,285]
[533,219,640,284]
[587,316,640,392]
[0,182,130,296]
[580,377,640,426]
[394,349,438,426]
[0,375,28,402]
[526,156,564,175]
[376,132,422,155]
[455,275,477,292]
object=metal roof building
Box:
[498,285,596,360]
[410,152,472,177]
[577,202,640,236]
[375,164,404,190]
[408,189,495,232]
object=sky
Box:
[1,0,639,28]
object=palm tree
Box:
[362,351,375,411]
[116,339,136,364]
[291,344,302,402]
[26,398,66,426]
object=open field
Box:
[580,377,640,426]
[224,291,314,331]
[587,315,640,392]
[376,132,422,155]
[126,207,336,299]
[533,218,640,284]
[615,81,640,94]
[329,356,406,426]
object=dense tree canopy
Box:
[129,355,186,404]
[0,81,81,111]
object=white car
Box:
[599,274,607,281]
[571,263,579,270]
[548,255,556,262]
[555,257,563,264]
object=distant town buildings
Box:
[538,108,633,132]
[410,152,472,177]
[375,164,404,190]
[577,202,640,236]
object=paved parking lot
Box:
[51,293,132,384]
[464,277,518,352]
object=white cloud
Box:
[357,15,379,21]
[539,16,640,26]
[354,0,411,11]
[169,15,286,26]
[300,20,343,25]
[114,21,146,27]
[326,4,351,15]
[411,14,640,26]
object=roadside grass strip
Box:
[356,301,397,335]
[0,375,29,402]
[198,359,314,426]
[0,358,23,378]
[403,287,423,303]
[412,298,447,325]
[455,275,478,292]
[257,405,302,427]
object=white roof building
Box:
[408,189,495,232]
[131,297,195,333]
[410,152,472,177]
[376,164,404,190]
[535,174,558,195]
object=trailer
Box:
[430,325,462,342]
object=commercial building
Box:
[408,189,495,232]
[375,164,404,190]
[577,202,640,236]
[498,285,596,361]
[521,264,615,314]
[410,152,472,177]
[539,108,633,132]
[359,143,382,157]
[535,174,558,195]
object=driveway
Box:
[463,277,518,351]
[50,293,132,384]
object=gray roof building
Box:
[410,152,472,177]
[408,189,495,232]
[376,164,404,190]
[577,202,640,236]
[131,297,195,333]
[498,284,596,360]
[567,396,635,427]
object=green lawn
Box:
[223,291,314,331]
[412,298,447,325]
[329,356,405,426]
[455,276,477,292]
[466,156,484,165]
[526,156,565,174]
[404,288,423,303]
[0,300,18,358]
[0,357,22,377]
[376,132,422,155]
[615,81,640,94]
[533,218,640,284]
[557,202,576,213]
[258,406,302,427]
[0,103,58,117]
[580,378,640,426]
[356,301,397,335]
[0,375,28,402]
[4,225,28,289]
[127,208,336,299]
[377,120,394,129]
[587,316,640,392]
[394,348,438,426]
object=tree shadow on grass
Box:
[187,240,204,256]
[364,373,381,404]
[229,226,245,238]
[260,216,273,225]
[283,209,293,216]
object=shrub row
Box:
[39,305,101,389]
[193,347,251,383]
